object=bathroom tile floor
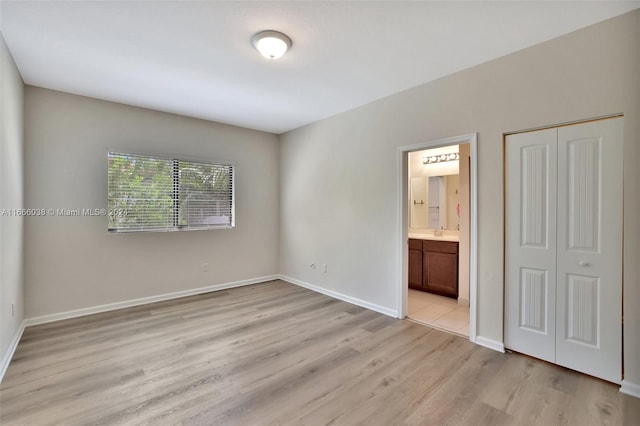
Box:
[407,289,470,337]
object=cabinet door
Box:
[424,251,458,298]
[409,248,423,289]
[408,239,423,290]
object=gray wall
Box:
[279,10,640,387]
[0,33,24,369]
[24,87,280,318]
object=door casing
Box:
[397,133,478,345]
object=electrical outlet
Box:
[202,263,209,272]
[310,263,316,269]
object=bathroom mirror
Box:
[410,174,460,230]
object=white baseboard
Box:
[24,275,279,327]
[621,380,640,398]
[279,275,398,318]
[0,320,26,383]
[475,335,505,353]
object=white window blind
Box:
[108,152,234,232]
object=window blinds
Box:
[108,152,234,232]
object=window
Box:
[108,152,234,232]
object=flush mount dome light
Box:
[251,30,292,59]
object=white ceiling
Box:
[1,1,638,134]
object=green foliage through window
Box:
[108,152,234,232]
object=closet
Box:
[505,117,623,384]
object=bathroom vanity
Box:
[408,236,459,298]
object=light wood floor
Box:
[1,280,638,425]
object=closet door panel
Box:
[556,118,623,384]
[505,128,557,363]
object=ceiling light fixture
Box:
[251,30,292,60]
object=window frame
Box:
[107,151,235,233]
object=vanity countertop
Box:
[408,233,460,242]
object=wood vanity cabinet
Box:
[408,238,458,298]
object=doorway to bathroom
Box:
[396,134,478,342]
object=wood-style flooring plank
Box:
[1,280,638,425]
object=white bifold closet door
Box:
[505,118,623,384]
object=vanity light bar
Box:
[422,152,459,164]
